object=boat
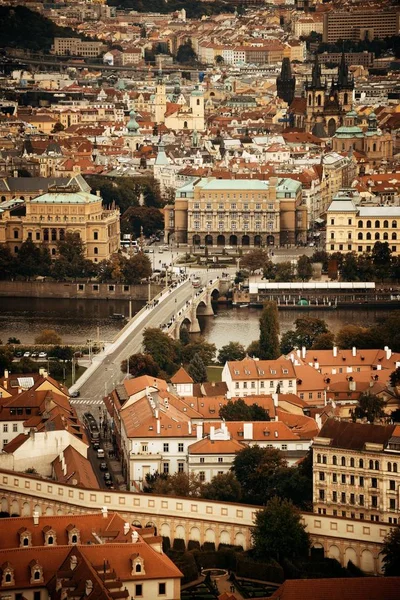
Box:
[111,313,125,320]
[237,303,249,308]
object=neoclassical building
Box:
[164,176,307,247]
[0,184,120,262]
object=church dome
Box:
[127,110,140,134]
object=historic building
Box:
[164,176,307,247]
[276,56,296,106]
[313,419,400,524]
[326,190,400,256]
[0,183,120,262]
[290,54,354,136]
[154,74,205,132]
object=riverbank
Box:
[0,280,163,300]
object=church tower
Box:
[154,70,166,124]
[305,53,327,132]
[189,84,205,132]
[336,52,354,112]
[124,109,142,153]
[277,52,296,105]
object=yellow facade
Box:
[0,186,120,262]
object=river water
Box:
[0,297,398,349]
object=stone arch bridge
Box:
[165,278,229,339]
[0,470,386,574]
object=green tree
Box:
[143,328,178,375]
[232,445,285,505]
[390,367,400,389]
[372,241,392,280]
[0,245,14,280]
[252,497,310,561]
[7,337,20,345]
[121,206,164,237]
[310,249,329,272]
[340,252,359,281]
[259,301,280,360]
[215,55,224,64]
[15,238,42,279]
[274,261,295,282]
[181,338,216,366]
[311,332,335,349]
[18,357,38,373]
[121,352,160,378]
[219,398,270,422]
[176,40,197,64]
[246,340,260,358]
[146,472,203,497]
[240,249,270,274]
[297,255,312,281]
[51,346,73,361]
[34,329,62,345]
[202,472,242,503]
[381,526,400,576]
[52,121,64,133]
[0,348,13,377]
[217,342,246,364]
[122,253,152,283]
[51,232,94,279]
[352,393,386,423]
[336,324,382,349]
[262,259,276,281]
[188,353,207,383]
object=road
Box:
[73,279,196,404]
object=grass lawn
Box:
[207,365,223,382]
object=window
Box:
[366,220,371,228]
[371,477,377,488]
[47,536,54,545]
[319,489,325,500]
[178,462,184,473]
[332,473,337,483]
[375,461,379,470]
[350,458,355,468]
[163,443,169,453]
[200,457,205,464]
[394,464,398,473]
[390,498,396,510]
[350,493,355,505]
[341,474,346,484]
[94,247,98,255]
[159,583,166,595]
[393,221,397,228]
[341,456,346,467]
[136,564,142,573]
[34,593,41,600]
[390,480,396,491]
[282,444,287,451]
[359,459,364,469]
[371,496,378,508]
[14,229,19,239]
[199,471,205,482]
[317,454,321,464]
[322,455,327,465]
[369,460,374,470]
[359,495,364,506]
[34,571,41,581]
[332,491,337,502]
[135,584,143,596]
[163,462,169,474]
[332,455,337,465]
[178,443,184,452]
[3,424,8,433]
[94,231,98,240]
[341,492,346,503]
[350,475,355,485]
[218,457,223,463]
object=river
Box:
[0,297,398,349]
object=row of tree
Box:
[0,234,152,283]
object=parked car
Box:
[38,351,47,359]
[23,351,30,358]
[99,462,108,471]
[105,478,113,487]
[15,351,23,358]
[70,390,80,398]
[31,352,38,359]
[97,448,105,459]
[93,441,100,451]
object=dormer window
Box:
[131,554,145,576]
[1,563,15,586]
[29,561,44,584]
[67,524,80,545]
[43,526,56,546]
[18,527,32,548]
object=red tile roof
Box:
[270,577,400,600]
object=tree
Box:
[274,261,295,282]
[181,338,216,366]
[217,342,246,365]
[0,348,13,376]
[372,241,392,280]
[381,526,400,576]
[0,245,14,280]
[143,328,178,375]
[176,41,197,64]
[35,329,62,345]
[219,399,270,422]
[252,497,310,561]
[232,445,286,505]
[7,337,20,345]
[297,255,312,281]
[188,353,207,383]
[121,206,164,238]
[310,250,329,272]
[390,367,400,389]
[262,259,276,281]
[281,317,328,355]
[52,121,64,133]
[340,252,359,281]
[51,232,94,279]
[240,249,269,274]
[122,253,152,283]
[202,472,242,503]
[352,393,386,423]
[215,55,224,64]
[18,357,38,373]
[121,353,160,378]
[246,340,260,358]
[336,324,382,349]
[145,472,203,497]
[311,332,335,350]
[51,346,73,361]
[259,301,280,360]
[15,238,43,279]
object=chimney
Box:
[272,393,278,407]
[243,422,253,440]
[4,369,8,380]
[196,422,203,440]
[332,368,337,375]
[70,555,78,571]
[123,522,130,535]
[385,347,392,360]
[349,380,356,391]
[101,506,108,519]
[43,370,48,379]
[314,362,319,370]
[13,169,18,178]
[377,364,382,371]
[352,346,357,357]
[301,346,306,359]
[85,580,93,596]
[188,421,192,435]
[96,190,101,197]
[333,346,338,357]
[39,367,44,376]
[210,426,215,440]
[156,418,160,434]
[33,511,39,526]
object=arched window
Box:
[359,459,364,468]
[344,92,348,105]
[317,453,321,463]
[373,143,376,152]
[51,248,56,256]
[369,460,374,470]
[23,537,29,546]
[44,228,49,241]
[388,462,392,472]
[366,220,371,228]
[71,534,78,544]
[308,94,312,106]
[394,463,398,473]
[332,455,337,465]
[94,231,98,240]
[350,458,355,468]
[375,232,380,240]
[59,229,65,241]
[384,232,388,240]
[135,564,142,573]
[317,94,321,107]
[196,99,200,106]
[94,247,98,255]
[34,571,40,581]
[375,220,380,228]
[48,536,54,545]
[358,232,363,240]
[392,221,397,228]
[51,228,57,241]
[375,461,379,470]
[384,220,389,228]
[183,121,188,128]
[358,220,363,228]
[392,232,397,240]
[13,229,19,239]
[5,573,11,583]
[341,456,346,467]
[366,232,371,240]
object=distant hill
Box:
[0,6,82,52]
[107,0,235,19]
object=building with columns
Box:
[164,176,307,247]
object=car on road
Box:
[23,351,31,358]
[93,441,100,451]
[38,352,47,359]
[144,248,154,253]
[15,351,23,358]
[99,462,108,471]
[104,472,112,485]
[31,352,38,359]
[70,390,80,398]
